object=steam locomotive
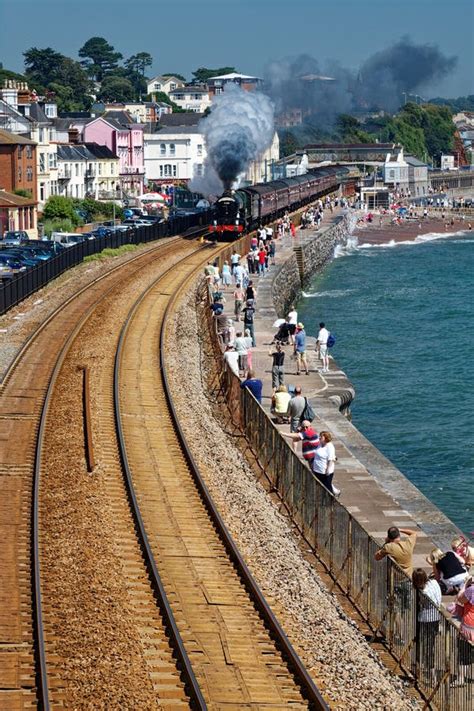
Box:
[209,165,350,240]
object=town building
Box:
[0,128,38,200]
[91,101,172,124]
[207,73,262,97]
[168,86,211,113]
[405,155,429,196]
[382,148,409,191]
[56,143,120,200]
[83,112,145,196]
[0,189,37,237]
[146,75,185,100]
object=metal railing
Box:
[0,210,213,315]
[201,276,473,710]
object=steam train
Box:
[209,165,351,240]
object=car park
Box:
[2,230,29,246]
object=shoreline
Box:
[353,214,470,245]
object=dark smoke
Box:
[264,37,457,128]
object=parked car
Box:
[20,246,53,260]
[2,230,29,246]
[0,254,26,271]
[0,249,43,266]
[50,232,85,247]
[122,219,151,228]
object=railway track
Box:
[115,252,327,708]
[0,238,207,708]
[0,233,326,708]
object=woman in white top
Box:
[312,430,337,495]
[287,306,298,344]
[412,568,442,677]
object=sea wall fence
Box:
[200,226,471,710]
[0,210,212,315]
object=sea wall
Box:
[272,212,354,316]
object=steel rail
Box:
[113,247,211,709]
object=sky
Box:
[1,0,473,98]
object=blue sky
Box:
[1,0,473,97]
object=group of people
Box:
[375,526,474,684]
[272,311,332,375]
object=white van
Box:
[50,232,85,247]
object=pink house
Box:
[83,111,144,196]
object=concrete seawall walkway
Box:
[215,213,462,577]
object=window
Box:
[154,82,161,90]
[215,87,223,95]
[170,83,176,90]
[160,143,166,156]
[389,169,395,179]
[98,163,102,175]
[169,143,175,156]
[39,153,46,173]
[111,163,115,175]
[49,129,54,141]
[40,183,45,202]
[163,164,177,177]
[18,165,22,181]
[197,144,203,156]
[39,128,45,143]
[18,146,23,156]
[196,164,203,177]
[26,145,33,159]
[159,165,163,178]
[48,153,55,169]
[26,167,33,182]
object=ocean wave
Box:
[302,288,356,298]
[356,230,471,250]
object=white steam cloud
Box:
[190,84,274,198]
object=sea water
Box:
[298,231,473,535]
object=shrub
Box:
[42,218,77,236]
[43,195,80,224]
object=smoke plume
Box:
[190,84,274,197]
[264,37,457,128]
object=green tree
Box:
[43,196,80,224]
[336,114,372,143]
[124,52,153,76]
[23,47,64,85]
[98,76,135,102]
[191,67,236,83]
[79,37,123,81]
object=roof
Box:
[405,155,427,167]
[146,125,203,136]
[28,103,49,124]
[148,75,184,85]
[159,113,204,127]
[208,72,260,81]
[0,189,36,207]
[102,110,136,126]
[0,128,36,146]
[57,144,93,161]
[82,142,118,160]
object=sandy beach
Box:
[354,215,471,245]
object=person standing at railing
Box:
[375,526,418,577]
[452,577,474,687]
[240,369,262,403]
[311,431,338,496]
[412,568,442,683]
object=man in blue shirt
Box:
[240,369,263,403]
[294,323,309,375]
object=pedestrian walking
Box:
[234,331,248,373]
[294,323,309,375]
[316,322,330,373]
[234,283,245,321]
[268,342,285,392]
[242,299,256,347]
[222,261,232,286]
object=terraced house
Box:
[0,128,37,236]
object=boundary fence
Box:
[200,277,472,710]
[0,210,212,315]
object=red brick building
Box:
[0,129,38,235]
[0,128,38,201]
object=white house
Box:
[144,124,206,184]
[147,75,185,99]
[383,148,409,191]
[405,155,428,196]
[57,144,120,200]
[168,86,211,113]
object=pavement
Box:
[215,211,463,577]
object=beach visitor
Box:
[412,568,442,682]
[243,329,253,370]
[375,526,418,577]
[222,261,232,286]
[240,369,262,403]
[452,577,474,686]
[286,386,306,432]
[452,536,474,573]
[311,430,338,495]
[287,306,298,345]
[269,238,276,265]
[257,247,266,276]
[234,331,248,374]
[223,345,240,377]
[283,421,320,464]
[271,385,291,424]
[426,549,469,594]
[234,261,244,287]
[294,323,309,376]
[242,299,256,347]
[230,250,240,276]
[234,283,245,321]
[245,280,256,303]
[316,322,330,373]
[268,342,285,392]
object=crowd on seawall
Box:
[203,199,474,686]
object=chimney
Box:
[1,79,19,110]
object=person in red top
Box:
[257,248,267,276]
[282,421,319,464]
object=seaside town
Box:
[0,9,473,711]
